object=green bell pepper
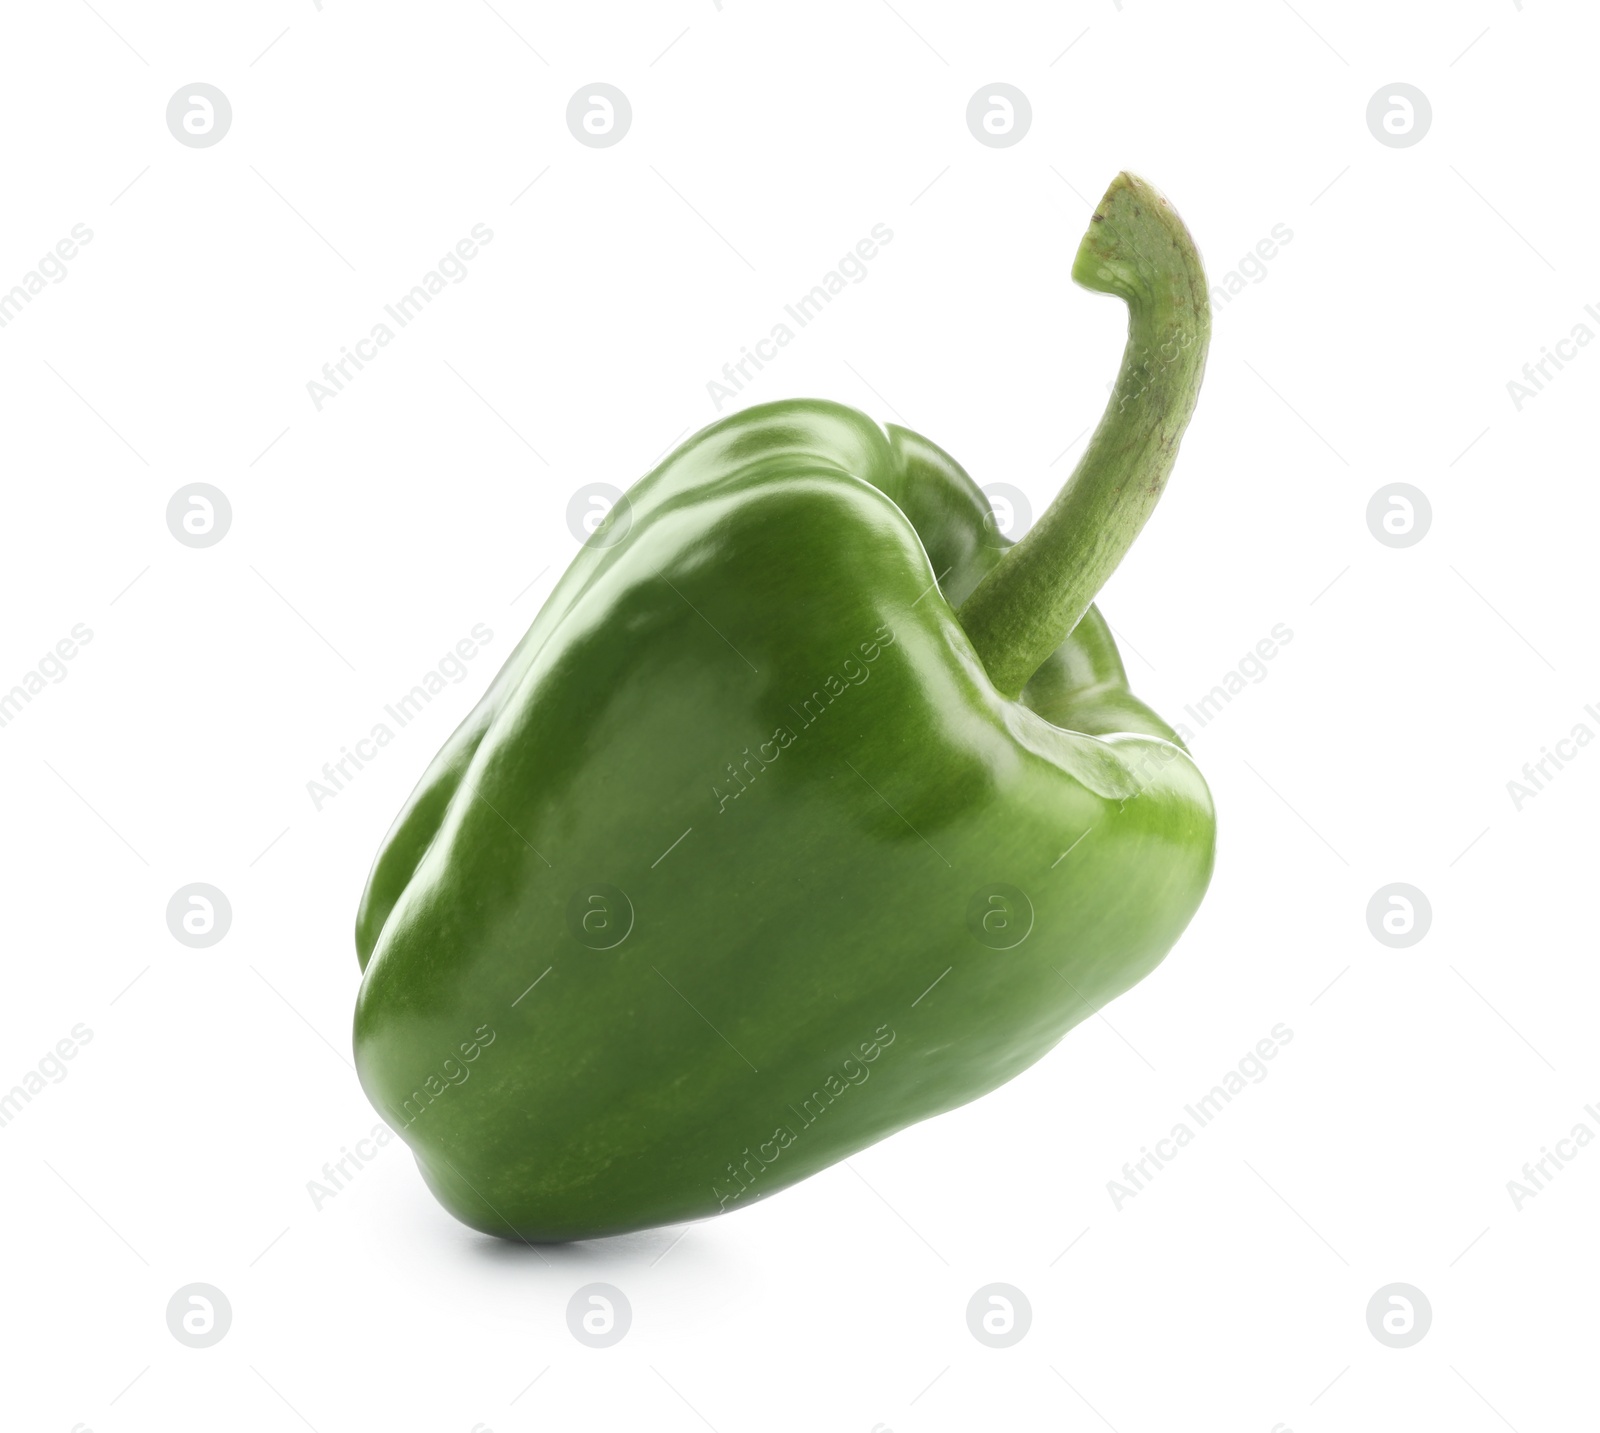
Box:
[353,172,1215,1241]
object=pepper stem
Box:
[957,172,1211,699]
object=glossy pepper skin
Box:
[354,173,1215,1241]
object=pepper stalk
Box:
[958,172,1211,699]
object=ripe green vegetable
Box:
[354,172,1215,1240]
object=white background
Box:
[2,2,1594,1429]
